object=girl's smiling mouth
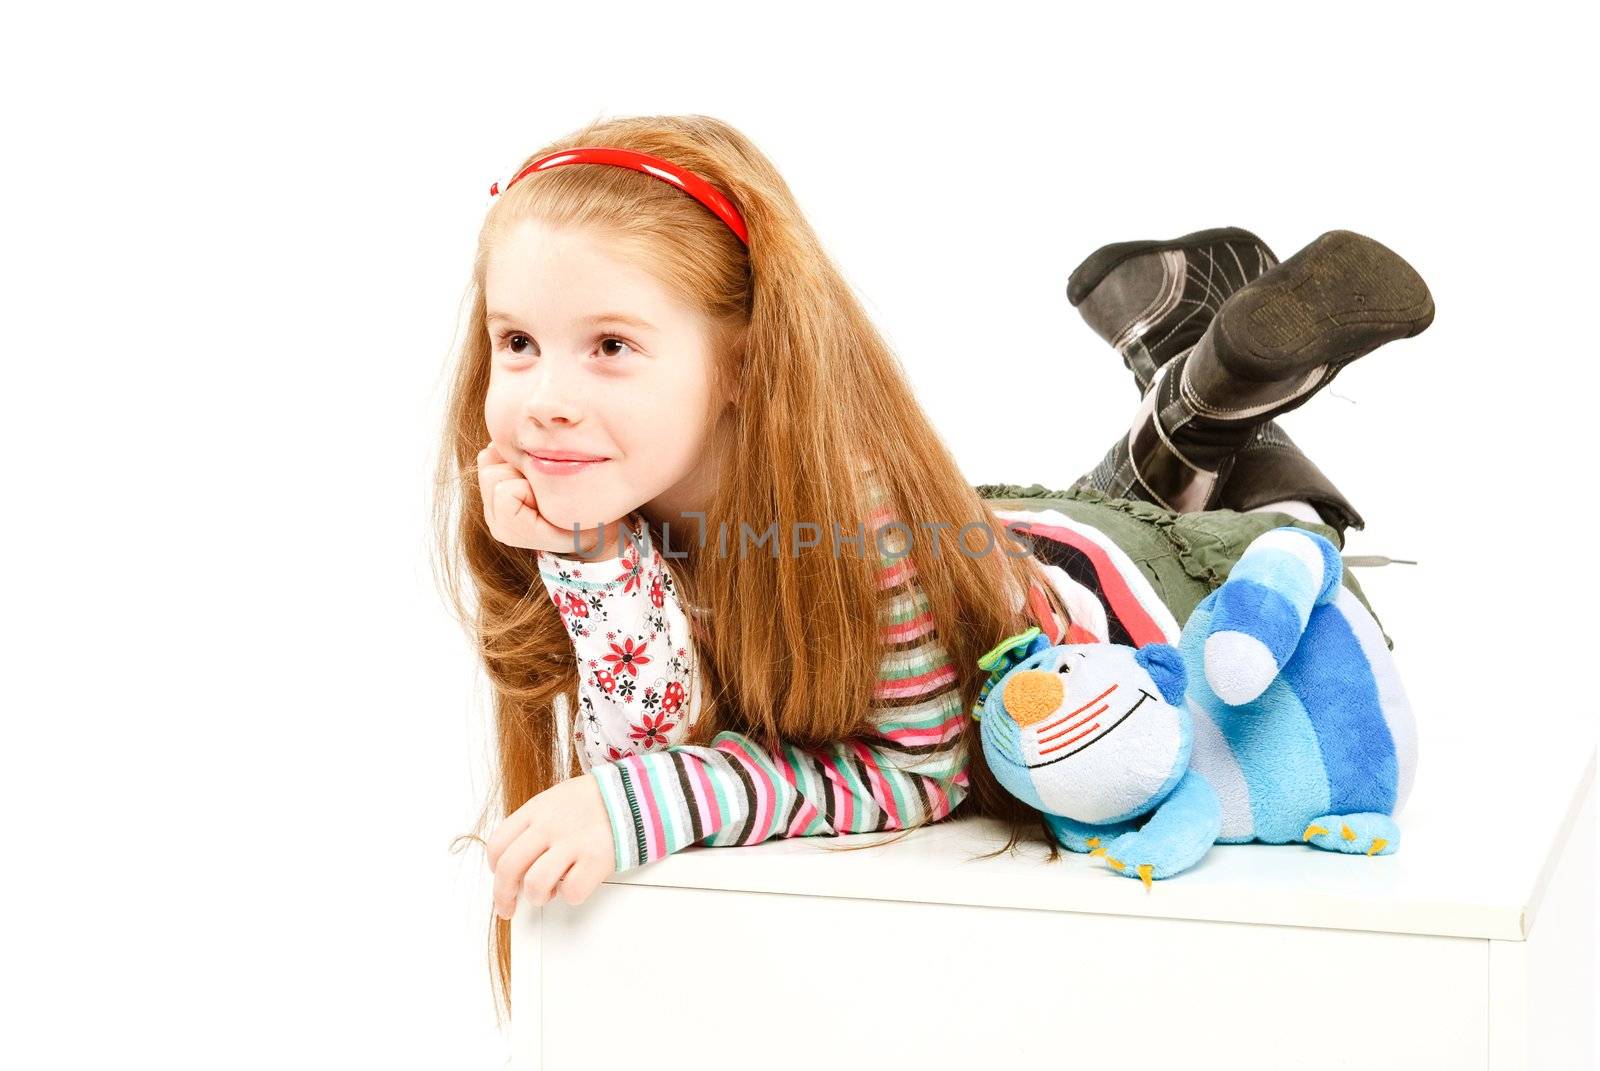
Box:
[523,448,612,475]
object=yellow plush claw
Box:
[1085,837,1101,849]
[1302,824,1329,841]
[1089,846,1108,858]
[1367,838,1388,856]
[1137,864,1153,889]
[1104,855,1126,871]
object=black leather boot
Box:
[1070,229,1434,517]
[1068,226,1278,393]
[1222,421,1367,544]
[1068,228,1380,538]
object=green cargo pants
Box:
[974,481,1394,652]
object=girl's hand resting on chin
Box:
[476,441,625,558]
[487,773,617,915]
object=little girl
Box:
[433,115,1432,1017]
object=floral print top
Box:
[536,513,703,775]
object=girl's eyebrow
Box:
[486,311,657,332]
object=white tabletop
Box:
[604,733,1592,941]
[607,550,1599,942]
[603,606,1598,948]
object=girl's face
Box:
[483,219,731,534]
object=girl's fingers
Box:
[557,855,608,906]
[476,445,520,483]
[477,441,552,550]
[476,447,515,510]
[476,441,614,554]
[491,826,550,919]
[519,843,578,909]
[491,480,549,549]
[485,807,532,872]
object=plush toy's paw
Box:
[1203,630,1280,707]
[1041,812,1135,855]
[1089,831,1184,890]
[1301,812,1400,856]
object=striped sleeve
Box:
[589,466,970,872]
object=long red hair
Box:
[431,113,1067,1023]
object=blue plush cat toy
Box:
[976,525,1417,888]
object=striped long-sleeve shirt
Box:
[534,467,969,872]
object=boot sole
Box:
[1066,226,1268,306]
[1209,229,1435,383]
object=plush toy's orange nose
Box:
[1002,669,1064,728]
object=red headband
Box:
[488,146,749,246]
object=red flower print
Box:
[629,712,677,749]
[616,551,642,595]
[602,637,651,677]
[564,591,588,618]
[595,669,616,694]
[649,572,664,609]
[606,746,633,762]
[662,680,687,714]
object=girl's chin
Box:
[532,493,626,533]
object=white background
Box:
[4,1,1595,1066]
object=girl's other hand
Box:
[476,441,623,557]
[486,773,617,914]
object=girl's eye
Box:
[498,330,534,356]
[492,330,635,361]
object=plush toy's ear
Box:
[1134,642,1188,706]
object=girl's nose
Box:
[520,357,586,426]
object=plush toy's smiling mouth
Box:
[1025,688,1154,769]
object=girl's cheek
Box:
[482,383,519,436]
